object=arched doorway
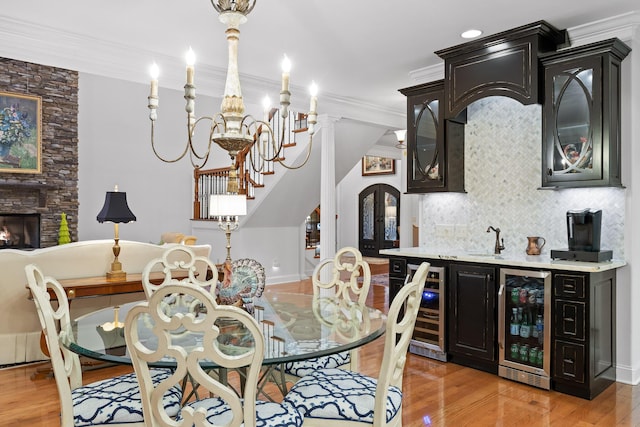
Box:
[358,184,400,257]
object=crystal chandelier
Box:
[147,0,318,192]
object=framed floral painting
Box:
[0,91,42,173]
[362,155,395,176]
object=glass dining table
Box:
[60,291,386,373]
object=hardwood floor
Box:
[2,279,639,426]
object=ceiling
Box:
[1,0,638,122]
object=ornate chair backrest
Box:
[311,296,371,343]
[142,245,218,299]
[374,261,429,424]
[25,263,82,427]
[311,247,371,305]
[124,283,265,427]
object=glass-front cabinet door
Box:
[541,38,630,188]
[400,80,465,193]
[359,184,400,257]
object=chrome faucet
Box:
[487,226,505,254]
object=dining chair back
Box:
[141,245,218,299]
[312,246,371,305]
[283,261,430,427]
[277,247,372,382]
[24,263,181,427]
[124,282,303,427]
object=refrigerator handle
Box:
[497,283,505,349]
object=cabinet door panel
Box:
[541,38,630,188]
[554,300,586,341]
[554,340,586,383]
[400,80,465,194]
[449,264,496,362]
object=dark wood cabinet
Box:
[358,184,400,257]
[385,252,619,399]
[399,80,465,194]
[552,270,616,399]
[435,21,565,119]
[448,263,497,373]
[541,38,631,188]
[388,257,408,304]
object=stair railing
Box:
[193,109,308,220]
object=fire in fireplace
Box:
[0,213,40,250]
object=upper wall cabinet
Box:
[541,38,631,188]
[400,80,466,194]
[436,21,566,119]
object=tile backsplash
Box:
[420,97,625,259]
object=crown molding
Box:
[407,12,640,85]
[0,16,403,128]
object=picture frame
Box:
[362,155,395,176]
[0,91,42,174]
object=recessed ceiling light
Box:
[461,29,483,39]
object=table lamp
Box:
[97,186,136,281]
[209,194,246,263]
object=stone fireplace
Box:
[0,213,40,249]
[0,58,79,247]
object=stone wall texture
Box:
[0,57,79,247]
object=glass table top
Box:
[61,291,386,369]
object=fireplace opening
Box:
[0,213,41,250]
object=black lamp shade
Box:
[96,192,136,223]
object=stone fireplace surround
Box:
[0,58,79,247]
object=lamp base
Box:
[106,260,126,281]
[106,271,126,281]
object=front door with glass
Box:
[358,184,400,257]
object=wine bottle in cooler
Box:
[536,314,544,345]
[520,308,531,339]
[510,307,520,335]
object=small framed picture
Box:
[362,155,395,176]
[0,91,42,174]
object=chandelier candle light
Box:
[147,0,319,193]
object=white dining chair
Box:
[141,245,218,299]
[24,263,182,427]
[275,247,372,387]
[124,282,303,427]
[283,261,430,427]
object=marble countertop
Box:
[379,247,626,273]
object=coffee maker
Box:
[551,209,613,262]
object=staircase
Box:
[192,114,390,228]
[192,109,307,220]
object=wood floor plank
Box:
[2,278,639,426]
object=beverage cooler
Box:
[407,264,447,362]
[498,268,551,389]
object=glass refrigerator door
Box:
[499,269,551,376]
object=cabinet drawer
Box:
[389,258,407,278]
[554,274,586,299]
[554,340,586,384]
[554,300,586,341]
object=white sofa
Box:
[0,239,212,365]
